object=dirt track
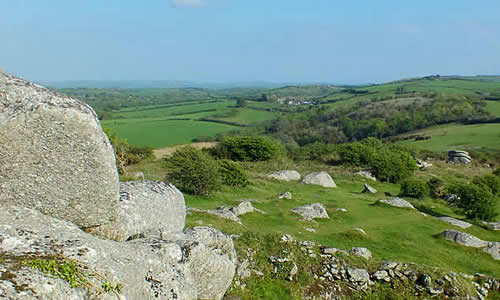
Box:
[153,142,218,159]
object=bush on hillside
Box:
[493,168,500,177]
[165,146,221,195]
[219,159,249,187]
[400,178,429,199]
[213,136,284,161]
[472,174,500,195]
[427,177,445,199]
[448,183,498,221]
[368,146,417,183]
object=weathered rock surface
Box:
[347,268,370,282]
[448,150,472,164]
[437,216,472,229]
[350,247,372,260]
[301,171,336,188]
[0,207,236,300]
[363,184,377,194]
[91,181,185,241]
[291,203,329,220]
[231,201,264,216]
[355,170,376,181]
[483,221,500,231]
[0,73,119,228]
[188,202,265,225]
[378,198,415,209]
[484,242,500,261]
[442,229,489,248]
[267,170,301,181]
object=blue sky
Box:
[1,0,500,84]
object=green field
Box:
[486,100,500,117]
[396,123,500,152]
[101,100,280,148]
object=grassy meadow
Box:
[128,157,500,279]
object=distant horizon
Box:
[2,1,500,84]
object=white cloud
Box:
[170,0,204,7]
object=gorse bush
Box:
[427,177,445,199]
[334,138,416,183]
[448,183,498,221]
[400,178,429,199]
[218,159,249,187]
[165,146,221,195]
[473,174,500,195]
[213,136,284,161]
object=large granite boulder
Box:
[291,203,329,220]
[0,206,236,299]
[0,73,119,228]
[91,181,186,241]
[301,172,336,188]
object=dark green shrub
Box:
[449,183,498,221]
[218,159,249,187]
[214,136,284,161]
[400,178,429,199]
[493,168,500,177]
[294,142,337,162]
[472,174,500,195]
[427,177,445,198]
[165,146,221,195]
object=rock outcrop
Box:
[291,203,329,220]
[363,184,377,194]
[301,172,336,188]
[448,150,472,164]
[355,170,376,181]
[91,181,186,241]
[268,170,301,181]
[188,201,265,224]
[0,73,119,228]
[378,198,415,209]
[436,217,472,229]
[443,230,500,261]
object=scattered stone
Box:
[301,172,336,188]
[378,198,415,209]
[416,159,433,170]
[347,268,370,282]
[280,234,296,243]
[355,170,376,181]
[353,228,367,235]
[305,228,316,233]
[482,221,500,231]
[380,261,399,270]
[363,184,377,194]
[91,181,186,241]
[291,203,330,220]
[289,263,298,281]
[336,208,348,213]
[448,150,472,164]
[321,247,349,256]
[372,270,389,281]
[444,194,460,203]
[417,274,432,287]
[442,230,489,248]
[429,287,444,295]
[350,247,372,260]
[231,201,256,216]
[279,192,293,200]
[189,201,265,224]
[268,170,301,181]
[436,216,472,229]
[484,242,500,260]
[0,73,119,228]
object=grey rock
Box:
[378,198,415,209]
[280,234,296,243]
[92,181,186,241]
[305,227,316,233]
[336,208,348,212]
[231,201,256,216]
[380,261,399,270]
[442,230,489,248]
[0,73,119,228]
[301,172,336,188]
[350,247,372,260]
[189,207,241,224]
[355,170,376,181]
[429,287,444,295]
[448,150,472,164]
[321,247,348,256]
[353,228,367,235]
[363,184,377,194]
[483,221,500,231]
[437,217,472,229]
[0,206,197,299]
[444,194,460,203]
[268,170,301,181]
[372,270,389,281]
[347,268,370,282]
[278,192,293,200]
[484,242,500,260]
[291,203,329,220]
[418,274,432,287]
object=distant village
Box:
[276,97,316,106]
